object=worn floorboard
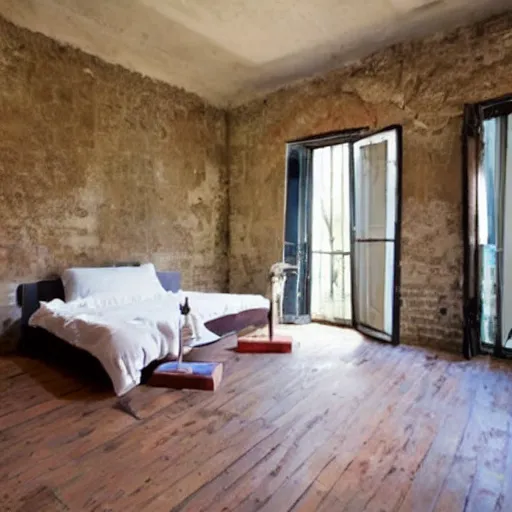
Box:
[1,324,511,512]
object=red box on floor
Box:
[236,334,293,353]
[148,361,223,391]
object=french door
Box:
[353,129,401,343]
[283,126,402,344]
[462,95,512,359]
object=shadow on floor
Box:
[1,335,114,401]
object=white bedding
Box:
[176,290,269,326]
[29,291,269,396]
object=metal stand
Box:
[148,297,223,391]
[174,297,193,374]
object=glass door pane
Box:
[310,144,352,324]
[479,118,501,348]
[282,146,312,323]
[353,129,399,342]
[503,115,512,350]
[354,241,395,333]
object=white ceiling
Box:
[0,0,510,106]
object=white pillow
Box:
[61,263,166,303]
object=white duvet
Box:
[29,291,269,396]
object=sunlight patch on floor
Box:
[248,322,366,355]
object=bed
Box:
[16,267,270,395]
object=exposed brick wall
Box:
[3,11,512,354]
[229,13,512,352]
[0,17,229,343]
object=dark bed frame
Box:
[16,271,269,387]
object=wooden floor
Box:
[1,324,512,512]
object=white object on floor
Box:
[268,262,296,328]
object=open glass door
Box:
[478,116,503,353]
[502,114,512,352]
[352,128,401,343]
[463,96,512,359]
[282,146,312,324]
[463,104,503,358]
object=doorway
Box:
[463,95,512,358]
[283,126,402,344]
[310,143,352,324]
